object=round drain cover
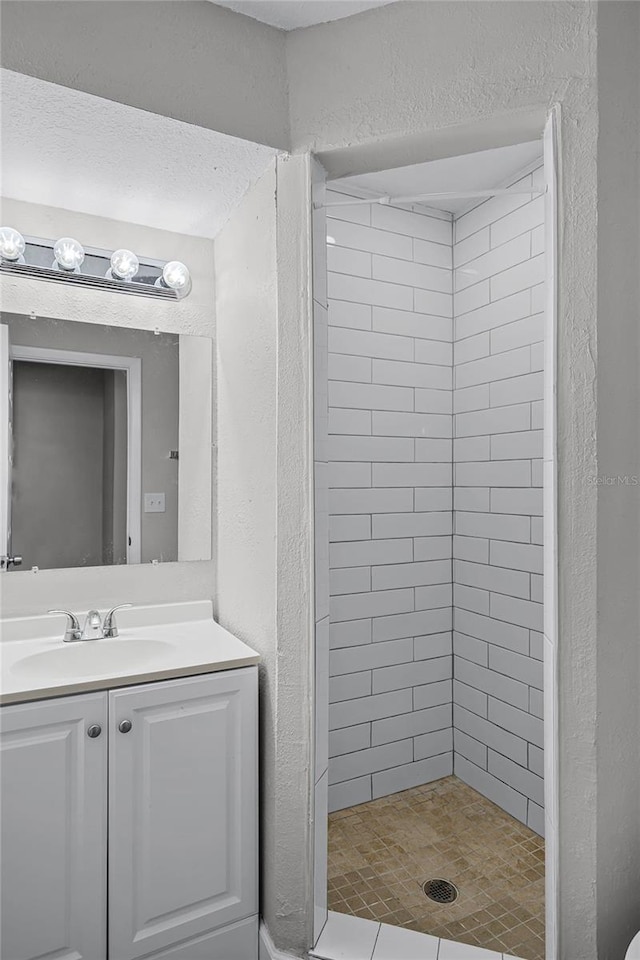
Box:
[422,878,459,904]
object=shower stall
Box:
[312,141,553,960]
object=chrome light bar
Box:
[0,235,192,300]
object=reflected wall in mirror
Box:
[0,314,212,570]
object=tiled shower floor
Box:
[327,776,545,960]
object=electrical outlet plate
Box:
[144,492,165,513]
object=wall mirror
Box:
[0,314,212,571]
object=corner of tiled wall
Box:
[452,163,546,835]
[325,192,455,812]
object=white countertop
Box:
[0,601,260,705]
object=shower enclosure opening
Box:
[312,136,555,960]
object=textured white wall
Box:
[287,1,594,174]
[213,165,279,943]
[287,5,602,955]
[0,197,215,618]
[214,157,314,956]
[273,154,315,954]
[1,67,278,241]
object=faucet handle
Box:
[103,603,133,639]
[48,609,82,643]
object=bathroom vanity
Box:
[0,602,260,960]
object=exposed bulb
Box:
[53,237,84,272]
[109,248,139,280]
[0,227,26,262]
[156,260,190,293]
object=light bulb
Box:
[0,227,26,262]
[110,248,139,280]
[156,260,190,293]
[53,237,84,272]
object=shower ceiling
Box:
[211,0,393,30]
[330,141,544,214]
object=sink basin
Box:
[11,639,174,681]
[1,602,261,705]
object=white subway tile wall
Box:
[324,167,545,834]
[327,193,454,810]
[453,168,545,835]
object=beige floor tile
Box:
[328,775,544,960]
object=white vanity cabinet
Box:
[0,667,258,960]
[0,692,108,960]
[108,670,258,959]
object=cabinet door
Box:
[108,668,258,960]
[0,692,108,960]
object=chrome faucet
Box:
[82,610,104,640]
[49,604,133,642]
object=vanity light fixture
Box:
[109,248,139,281]
[53,237,85,272]
[0,231,192,300]
[155,260,191,294]
[0,227,26,263]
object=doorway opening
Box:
[0,336,142,569]
[12,359,129,569]
[311,125,558,960]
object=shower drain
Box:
[422,878,459,904]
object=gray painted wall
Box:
[595,4,640,956]
[11,361,108,569]
[0,0,289,150]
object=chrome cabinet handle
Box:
[118,720,132,734]
[87,724,102,739]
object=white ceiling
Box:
[212,0,392,30]
[331,141,544,215]
[0,69,278,239]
